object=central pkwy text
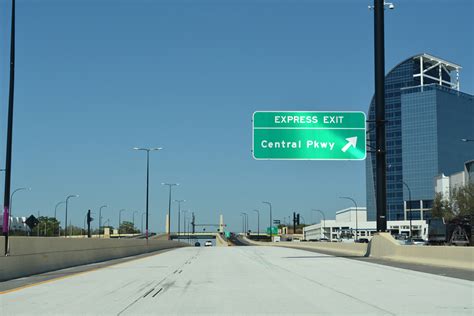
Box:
[260,140,335,150]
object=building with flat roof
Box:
[366,53,474,222]
[303,207,428,242]
[0,215,29,231]
[435,160,474,198]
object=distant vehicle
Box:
[393,234,409,245]
[409,238,427,246]
[204,240,212,247]
[428,216,472,246]
[356,238,369,243]
[194,242,201,247]
[339,238,355,243]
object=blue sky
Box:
[0,0,472,233]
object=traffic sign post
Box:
[252,111,366,160]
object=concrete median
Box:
[242,237,367,256]
[215,233,229,247]
[244,234,474,271]
[0,236,188,282]
[367,233,474,270]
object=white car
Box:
[204,241,212,247]
[407,238,427,246]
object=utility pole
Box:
[374,0,389,232]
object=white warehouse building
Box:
[0,215,29,231]
[303,207,428,242]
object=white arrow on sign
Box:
[341,136,357,153]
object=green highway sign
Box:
[266,226,278,235]
[252,111,366,160]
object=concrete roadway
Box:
[1,246,472,315]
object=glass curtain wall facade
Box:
[366,58,416,221]
[401,85,474,216]
[366,54,473,221]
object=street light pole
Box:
[64,195,79,238]
[54,201,66,237]
[99,205,107,238]
[103,218,110,230]
[162,183,178,240]
[182,210,188,241]
[311,209,326,239]
[2,0,16,257]
[373,0,390,232]
[133,147,162,241]
[241,212,248,234]
[402,181,412,238]
[132,211,138,234]
[340,197,358,242]
[174,199,185,237]
[141,212,145,234]
[9,187,30,234]
[118,209,126,238]
[253,209,260,237]
[262,201,272,241]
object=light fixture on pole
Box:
[311,209,326,240]
[133,147,162,240]
[253,209,260,237]
[132,211,139,234]
[162,183,179,240]
[118,209,126,237]
[9,187,31,234]
[54,201,66,237]
[340,197,358,242]
[64,195,79,238]
[262,201,273,240]
[402,181,413,238]
[98,205,107,238]
[174,199,185,237]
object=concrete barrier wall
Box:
[368,233,474,270]
[215,233,229,247]
[245,234,474,271]
[243,237,367,256]
[0,236,188,282]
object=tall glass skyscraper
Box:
[366,54,474,221]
